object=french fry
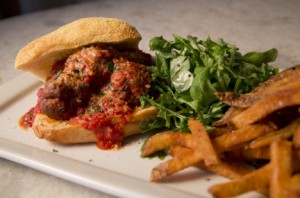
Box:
[293,124,300,149]
[212,123,274,152]
[228,146,270,160]
[208,164,271,197]
[270,140,292,198]
[250,64,300,94]
[215,65,300,110]
[215,91,262,108]
[141,131,194,157]
[291,173,300,183]
[216,79,300,109]
[237,65,300,97]
[293,149,300,173]
[169,145,252,180]
[208,126,232,138]
[188,119,220,166]
[212,107,244,127]
[150,148,202,182]
[148,123,273,181]
[248,118,300,149]
[189,119,252,179]
[286,173,300,198]
[231,87,300,128]
[167,145,191,157]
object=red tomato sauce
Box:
[19,88,42,130]
[19,107,35,130]
[71,97,133,149]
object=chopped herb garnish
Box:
[96,106,103,113]
[98,92,104,97]
[88,105,94,114]
[107,61,114,73]
[56,70,62,76]
[55,70,62,79]
[73,69,80,74]
[88,104,103,114]
[114,65,121,71]
[79,83,87,88]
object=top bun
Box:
[15,17,142,81]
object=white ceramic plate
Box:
[0,73,263,198]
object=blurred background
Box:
[0,0,96,19]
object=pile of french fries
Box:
[141,65,300,197]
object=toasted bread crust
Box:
[15,17,142,82]
[32,106,158,144]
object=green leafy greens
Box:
[140,35,278,132]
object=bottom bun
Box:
[32,106,158,144]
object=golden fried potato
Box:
[208,164,271,197]
[270,140,292,198]
[231,87,300,128]
[188,119,220,166]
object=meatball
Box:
[40,45,152,120]
[108,60,151,106]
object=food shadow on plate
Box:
[156,166,215,184]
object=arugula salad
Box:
[140,35,278,132]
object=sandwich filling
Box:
[20,44,153,149]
